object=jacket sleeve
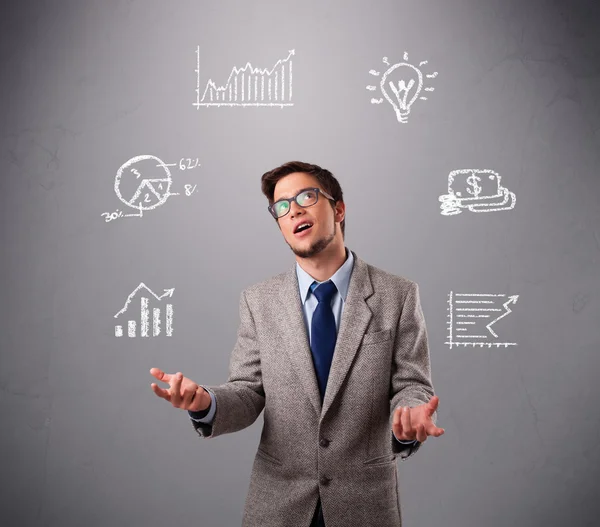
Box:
[190,289,265,439]
[389,281,438,461]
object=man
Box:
[150,161,444,527]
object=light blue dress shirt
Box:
[189,247,416,445]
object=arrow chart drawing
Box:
[114,283,175,337]
[193,47,295,108]
[446,292,519,348]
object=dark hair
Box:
[261,161,345,237]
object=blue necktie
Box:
[310,280,338,401]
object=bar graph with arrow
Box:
[446,292,519,348]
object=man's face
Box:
[272,172,342,258]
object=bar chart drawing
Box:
[446,292,519,349]
[193,47,295,108]
[114,283,174,337]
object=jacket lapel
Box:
[321,251,373,417]
[281,267,322,417]
[280,250,374,420]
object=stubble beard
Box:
[289,223,337,259]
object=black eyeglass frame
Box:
[268,187,335,219]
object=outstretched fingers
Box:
[393,406,416,441]
[401,406,414,440]
[171,372,183,406]
[426,421,445,437]
[150,367,171,383]
[392,406,405,439]
[427,395,440,415]
[151,382,171,401]
[150,368,172,400]
[426,396,445,436]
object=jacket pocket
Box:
[363,453,397,466]
[256,447,283,466]
[361,328,392,346]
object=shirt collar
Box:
[296,247,354,305]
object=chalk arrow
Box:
[114,283,175,318]
[486,295,519,338]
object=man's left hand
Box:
[392,395,445,443]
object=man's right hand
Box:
[150,367,211,412]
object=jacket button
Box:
[319,438,330,447]
[320,475,331,485]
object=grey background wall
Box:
[1,0,599,525]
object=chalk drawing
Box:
[367,51,437,123]
[101,155,200,221]
[446,292,519,348]
[194,47,295,108]
[439,169,516,215]
[114,283,174,337]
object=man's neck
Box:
[296,243,347,282]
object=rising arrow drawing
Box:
[114,282,175,318]
[486,295,519,338]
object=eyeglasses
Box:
[268,187,335,219]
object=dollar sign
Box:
[466,173,481,197]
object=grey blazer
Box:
[191,249,438,527]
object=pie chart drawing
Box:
[114,155,174,211]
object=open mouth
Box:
[294,222,314,236]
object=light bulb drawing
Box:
[367,52,437,123]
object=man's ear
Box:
[334,200,345,223]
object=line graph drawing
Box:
[446,292,519,348]
[114,283,174,338]
[439,169,516,215]
[193,47,295,108]
[367,51,437,123]
[101,155,201,221]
